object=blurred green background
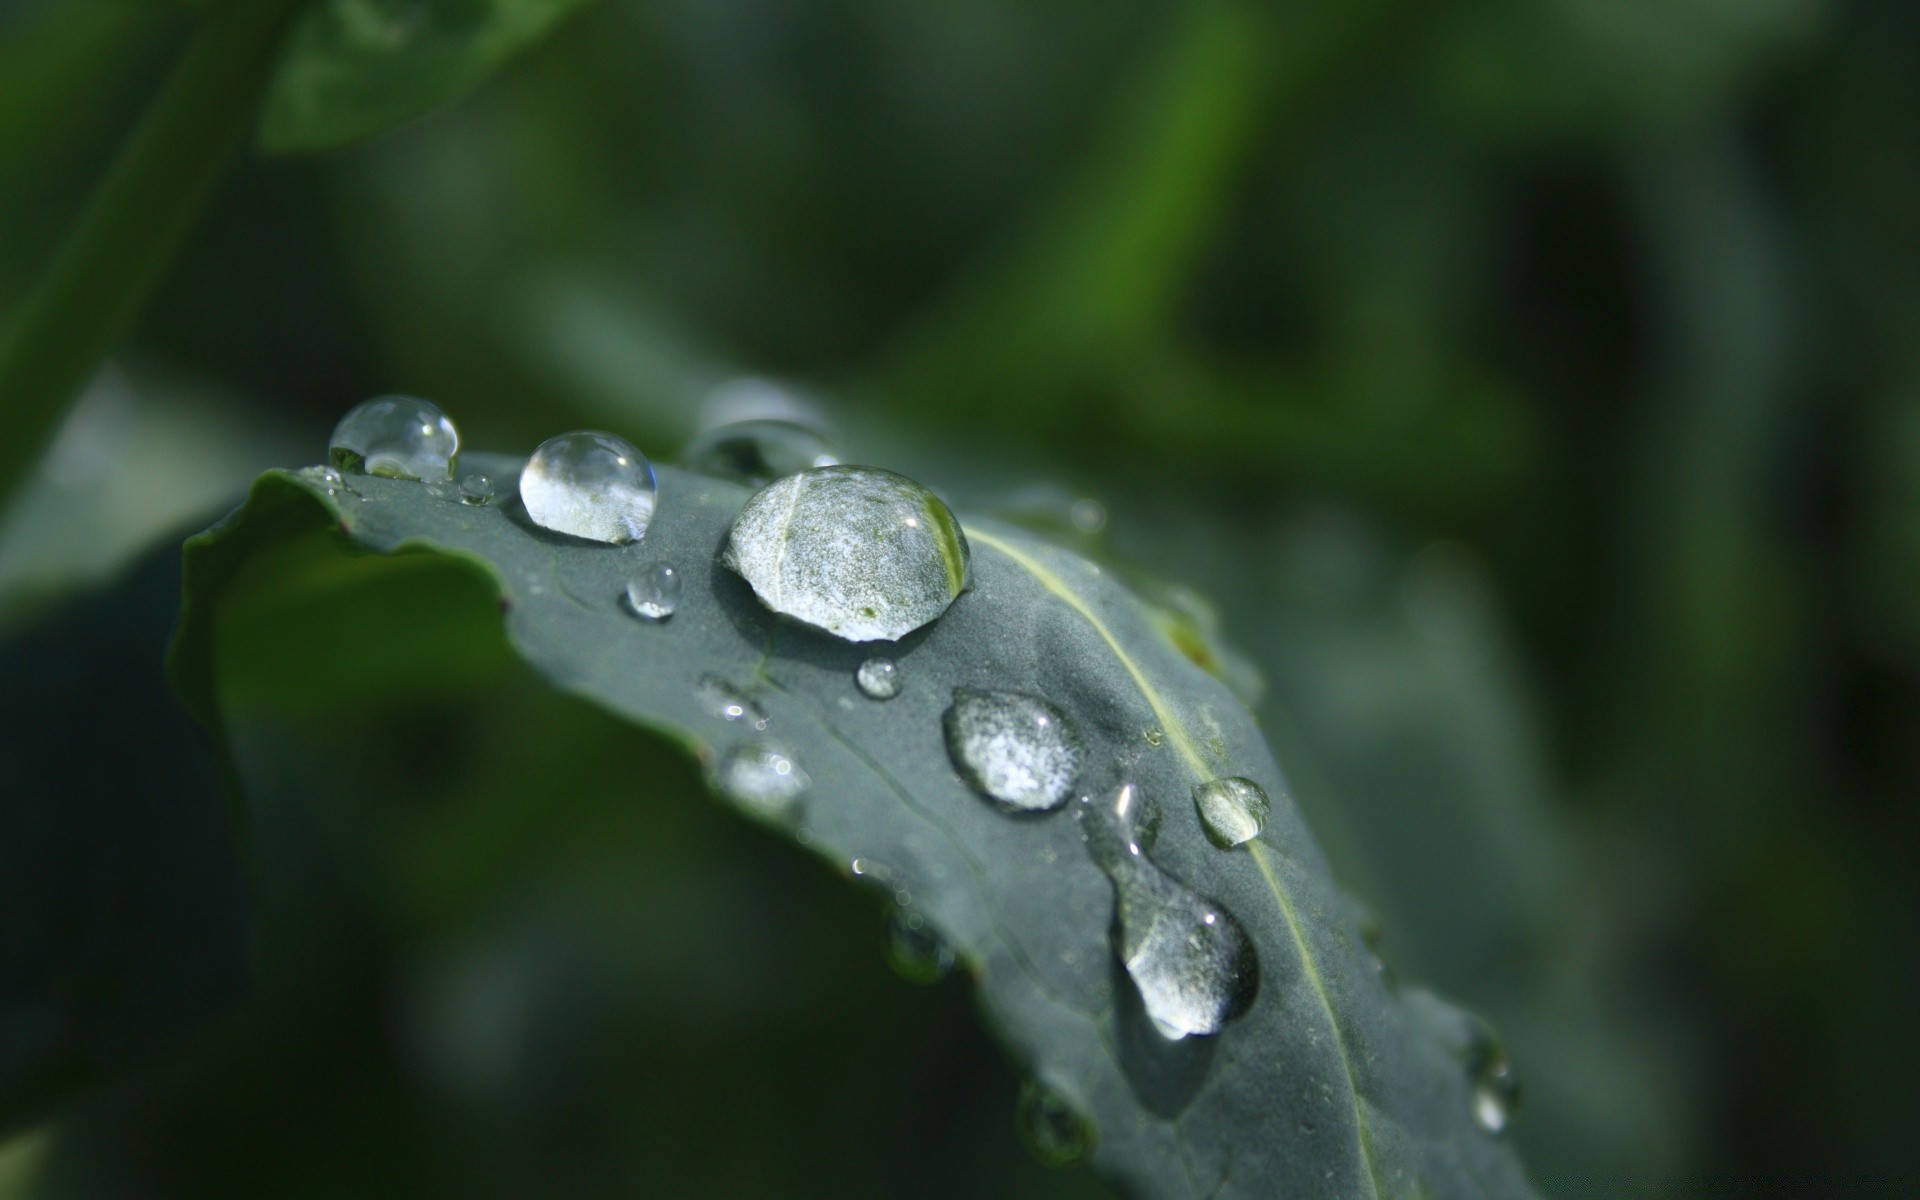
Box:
[3,0,1917,1193]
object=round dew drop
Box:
[884,909,954,985]
[1016,1082,1094,1167]
[625,563,682,620]
[709,739,809,818]
[721,466,969,642]
[680,418,841,486]
[458,473,493,505]
[942,688,1084,813]
[695,675,767,730]
[1192,776,1271,848]
[329,395,459,481]
[520,430,656,544]
[855,657,901,700]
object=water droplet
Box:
[1069,498,1107,533]
[1472,1053,1519,1135]
[520,430,657,544]
[709,739,809,818]
[1016,1082,1093,1167]
[458,472,493,505]
[855,657,901,700]
[1142,727,1163,747]
[329,395,458,480]
[681,419,842,485]
[298,465,343,495]
[625,563,682,620]
[721,466,969,642]
[1402,987,1520,1134]
[885,909,955,984]
[696,675,768,729]
[1192,776,1271,848]
[942,688,1084,813]
[1081,784,1258,1039]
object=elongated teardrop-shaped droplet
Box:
[855,657,900,700]
[709,739,808,818]
[329,395,459,480]
[458,473,493,505]
[520,430,656,544]
[885,909,954,984]
[1402,987,1521,1135]
[1472,1053,1519,1135]
[625,563,682,620]
[696,675,767,729]
[1016,1082,1093,1167]
[681,418,841,486]
[1192,776,1270,848]
[721,466,968,642]
[1082,784,1258,1039]
[943,688,1084,813]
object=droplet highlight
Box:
[520,430,657,544]
[458,472,493,505]
[681,418,841,486]
[329,395,458,480]
[1016,1082,1093,1167]
[885,909,955,985]
[1192,776,1271,848]
[709,739,809,818]
[721,466,969,642]
[1081,784,1258,1039]
[942,688,1084,813]
[855,657,901,700]
[696,675,768,730]
[625,563,682,620]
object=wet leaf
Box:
[169,457,1537,1199]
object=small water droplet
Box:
[1403,987,1520,1134]
[885,909,955,984]
[942,688,1084,813]
[696,675,768,729]
[1142,727,1163,747]
[1069,498,1107,533]
[625,563,682,620]
[458,472,493,505]
[1472,1056,1518,1135]
[709,739,808,818]
[1081,784,1258,1039]
[721,466,968,642]
[329,395,459,480]
[1016,1082,1093,1167]
[520,430,657,544]
[681,418,842,485]
[855,657,901,700]
[298,465,343,495]
[1192,776,1271,848]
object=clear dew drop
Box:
[855,657,901,700]
[298,465,343,495]
[458,472,493,505]
[1081,784,1258,1040]
[884,908,955,985]
[942,688,1084,813]
[696,675,767,729]
[625,563,682,620]
[1068,498,1107,533]
[1402,987,1520,1135]
[1016,1082,1093,1167]
[708,739,809,818]
[329,395,459,480]
[1192,776,1271,848]
[520,430,657,545]
[680,418,842,486]
[721,466,969,642]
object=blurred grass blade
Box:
[259,0,598,153]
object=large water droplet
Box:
[329,395,459,480]
[520,430,656,544]
[1016,1082,1093,1167]
[696,675,767,729]
[721,466,968,642]
[1192,776,1270,848]
[625,563,682,620]
[942,688,1084,813]
[709,739,808,818]
[681,419,841,486]
[855,657,900,700]
[885,909,955,984]
[1082,784,1258,1039]
[458,472,493,505]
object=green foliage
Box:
[168,461,1537,1199]
[259,0,598,152]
